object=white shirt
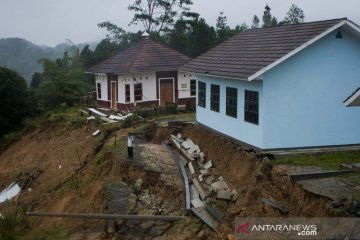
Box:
[128,136,134,147]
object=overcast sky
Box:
[1,0,359,47]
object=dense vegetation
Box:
[0,67,36,138]
[0,2,305,140]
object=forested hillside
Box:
[0,38,98,82]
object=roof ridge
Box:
[126,40,146,73]
[151,39,192,59]
[244,17,348,32]
[180,17,358,80]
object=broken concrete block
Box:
[177,133,182,139]
[211,181,229,191]
[170,138,181,150]
[198,175,203,183]
[217,176,224,181]
[190,153,200,159]
[207,186,216,193]
[200,169,209,176]
[92,130,100,136]
[204,160,213,169]
[187,145,200,154]
[171,134,183,143]
[192,178,206,200]
[181,149,195,161]
[191,198,204,208]
[87,116,95,121]
[231,189,239,201]
[188,162,195,175]
[217,190,232,201]
[205,175,215,185]
[181,139,195,150]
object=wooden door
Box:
[160,79,174,106]
[111,81,116,109]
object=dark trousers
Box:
[128,146,133,158]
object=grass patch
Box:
[154,112,195,121]
[0,209,29,240]
[46,105,87,129]
[275,151,360,170]
[19,225,69,240]
[0,131,22,152]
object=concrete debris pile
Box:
[170,133,238,202]
[83,108,133,124]
[168,133,239,230]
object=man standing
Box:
[127,132,134,159]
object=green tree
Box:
[187,18,216,57]
[97,21,127,43]
[252,15,260,29]
[30,72,42,88]
[262,4,278,28]
[92,39,121,63]
[281,4,305,25]
[37,50,90,109]
[168,19,188,53]
[128,0,193,34]
[0,67,33,137]
[216,12,232,43]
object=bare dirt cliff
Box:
[0,112,338,239]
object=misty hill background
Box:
[0,38,98,82]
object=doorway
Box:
[159,78,174,106]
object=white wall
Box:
[95,74,108,101]
[117,72,157,103]
[178,71,196,99]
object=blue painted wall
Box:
[263,28,360,149]
[196,75,264,148]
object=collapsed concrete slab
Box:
[211,181,229,191]
[170,134,183,144]
[192,178,206,200]
[187,145,200,154]
[191,198,204,208]
[217,190,232,201]
[191,208,219,231]
[188,162,195,175]
[261,198,288,214]
[181,139,195,150]
[204,160,213,169]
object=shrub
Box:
[0,131,21,152]
[122,115,136,128]
[0,209,29,240]
[133,108,155,118]
[260,160,273,176]
[164,102,177,114]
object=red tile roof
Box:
[86,39,191,74]
[181,18,348,80]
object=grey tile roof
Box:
[86,39,191,74]
[180,18,347,80]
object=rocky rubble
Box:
[168,133,240,230]
[170,133,239,203]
